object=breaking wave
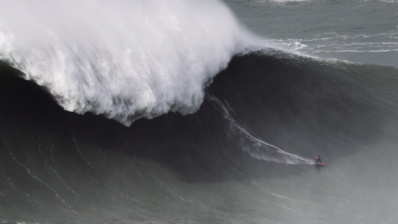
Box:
[0,0,263,126]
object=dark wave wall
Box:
[1,52,398,223]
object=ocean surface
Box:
[0,0,398,223]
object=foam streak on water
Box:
[0,0,260,125]
[207,95,313,164]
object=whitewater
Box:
[0,0,262,126]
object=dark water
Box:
[1,50,398,223]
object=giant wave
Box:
[2,1,398,223]
[1,47,398,224]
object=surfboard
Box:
[315,163,325,166]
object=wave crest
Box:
[0,0,258,125]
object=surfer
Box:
[315,155,322,164]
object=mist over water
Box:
[0,0,262,125]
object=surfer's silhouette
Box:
[315,155,322,164]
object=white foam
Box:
[269,32,398,55]
[0,0,263,125]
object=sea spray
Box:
[0,0,260,125]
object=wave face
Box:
[0,0,259,125]
[1,50,398,223]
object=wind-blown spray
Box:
[0,0,261,125]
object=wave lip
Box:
[0,0,260,125]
